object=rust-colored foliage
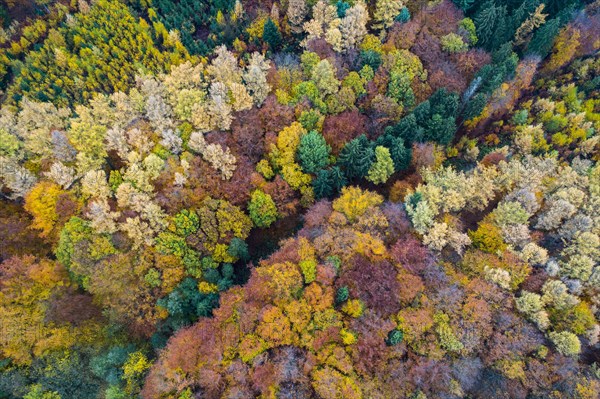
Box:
[322,110,368,154]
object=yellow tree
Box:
[24,181,73,238]
[0,256,99,365]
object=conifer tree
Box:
[474,1,506,50]
[298,130,331,174]
[313,169,334,199]
[526,18,562,58]
[453,0,475,12]
[263,18,282,51]
[375,134,411,171]
[338,134,374,180]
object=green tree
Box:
[453,0,475,12]
[359,50,382,71]
[416,89,459,145]
[313,169,334,199]
[314,165,348,199]
[526,17,562,58]
[338,134,374,180]
[385,329,404,346]
[474,1,507,50]
[367,146,394,185]
[298,130,331,174]
[375,133,411,172]
[462,93,488,121]
[335,286,349,303]
[388,72,415,108]
[263,18,282,51]
[248,190,278,228]
[396,7,410,23]
[328,166,347,193]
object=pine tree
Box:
[462,93,488,121]
[474,1,504,49]
[453,0,475,12]
[385,113,424,144]
[298,130,331,174]
[375,134,411,171]
[396,7,410,23]
[263,18,282,51]
[338,134,374,180]
[526,17,562,58]
[329,165,347,193]
[385,329,404,346]
[313,169,334,199]
[424,114,457,145]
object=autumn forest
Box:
[0,0,599,398]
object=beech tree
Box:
[338,1,369,52]
[311,59,340,97]
[248,189,278,228]
[373,0,405,31]
[244,53,271,106]
[548,331,581,357]
[287,0,308,34]
[367,146,394,184]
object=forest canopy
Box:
[1,0,600,398]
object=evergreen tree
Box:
[298,130,331,174]
[526,17,562,58]
[453,0,475,12]
[429,88,460,119]
[385,113,424,144]
[424,114,457,145]
[375,134,411,172]
[313,165,348,199]
[396,7,410,23]
[329,166,347,193]
[338,134,375,180]
[313,169,334,199]
[462,93,488,121]
[263,18,282,51]
[385,329,404,346]
[359,50,382,72]
[336,0,350,18]
[474,1,506,50]
[335,286,349,303]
